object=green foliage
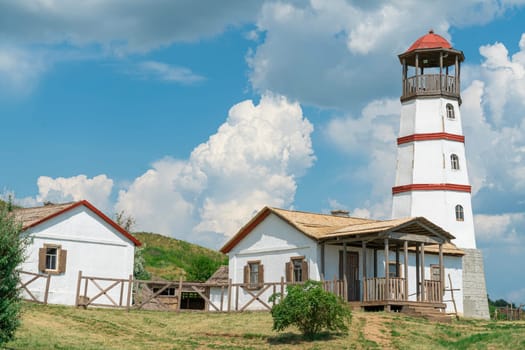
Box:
[186,255,222,282]
[269,280,351,339]
[0,206,26,345]
[133,247,151,280]
[133,232,227,281]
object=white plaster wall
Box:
[394,144,414,185]
[399,100,416,136]
[392,193,412,218]
[227,213,318,311]
[409,191,476,249]
[20,206,135,306]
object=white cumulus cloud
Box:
[36,174,114,212]
[116,93,315,247]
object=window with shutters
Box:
[430,264,441,281]
[285,256,308,283]
[388,262,400,278]
[39,244,67,274]
[243,260,264,289]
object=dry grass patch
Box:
[6,303,525,349]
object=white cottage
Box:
[14,200,141,306]
[220,207,464,317]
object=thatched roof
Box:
[221,207,463,256]
[206,265,229,284]
[12,200,141,246]
[13,202,76,229]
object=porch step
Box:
[401,305,452,323]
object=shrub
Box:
[269,280,351,339]
[0,206,26,346]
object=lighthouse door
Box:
[339,251,360,301]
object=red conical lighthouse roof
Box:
[405,30,451,53]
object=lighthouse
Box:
[392,31,489,318]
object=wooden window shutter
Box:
[38,248,46,272]
[258,264,264,285]
[301,260,309,282]
[58,249,67,274]
[285,262,292,282]
[243,264,249,284]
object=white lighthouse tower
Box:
[392,31,489,318]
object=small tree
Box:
[114,211,150,280]
[186,255,221,282]
[0,206,26,346]
[269,280,351,339]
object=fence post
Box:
[227,279,232,312]
[126,274,133,312]
[280,277,285,302]
[75,270,83,307]
[176,277,183,312]
[44,273,51,305]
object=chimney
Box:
[331,210,350,217]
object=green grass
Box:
[6,303,525,349]
[133,232,227,280]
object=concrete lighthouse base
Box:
[462,248,490,319]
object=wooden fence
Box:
[72,272,349,312]
[17,270,51,304]
[493,305,525,321]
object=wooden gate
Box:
[17,270,51,304]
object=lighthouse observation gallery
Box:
[392,31,489,319]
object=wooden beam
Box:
[415,244,420,301]
[421,243,425,302]
[388,232,444,244]
[404,241,408,301]
[321,243,325,277]
[439,243,444,299]
[384,238,390,303]
[362,241,367,302]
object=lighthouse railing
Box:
[403,74,458,99]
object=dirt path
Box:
[358,313,393,349]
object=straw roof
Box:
[221,207,463,256]
[13,202,76,229]
[206,265,229,284]
[12,200,141,246]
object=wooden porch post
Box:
[403,241,408,301]
[321,243,325,279]
[373,249,377,278]
[362,241,367,302]
[384,239,390,306]
[420,243,425,302]
[343,242,347,301]
[439,243,444,300]
[395,246,400,277]
[415,244,420,301]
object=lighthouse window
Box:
[446,104,455,119]
[455,205,464,221]
[450,154,460,170]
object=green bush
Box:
[269,280,351,339]
[0,206,26,346]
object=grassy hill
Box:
[133,232,227,281]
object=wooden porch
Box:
[318,217,454,313]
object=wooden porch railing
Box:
[423,280,442,303]
[363,277,405,302]
[364,278,442,303]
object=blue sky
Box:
[2,1,525,303]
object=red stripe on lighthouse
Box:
[392,183,471,194]
[397,133,465,145]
